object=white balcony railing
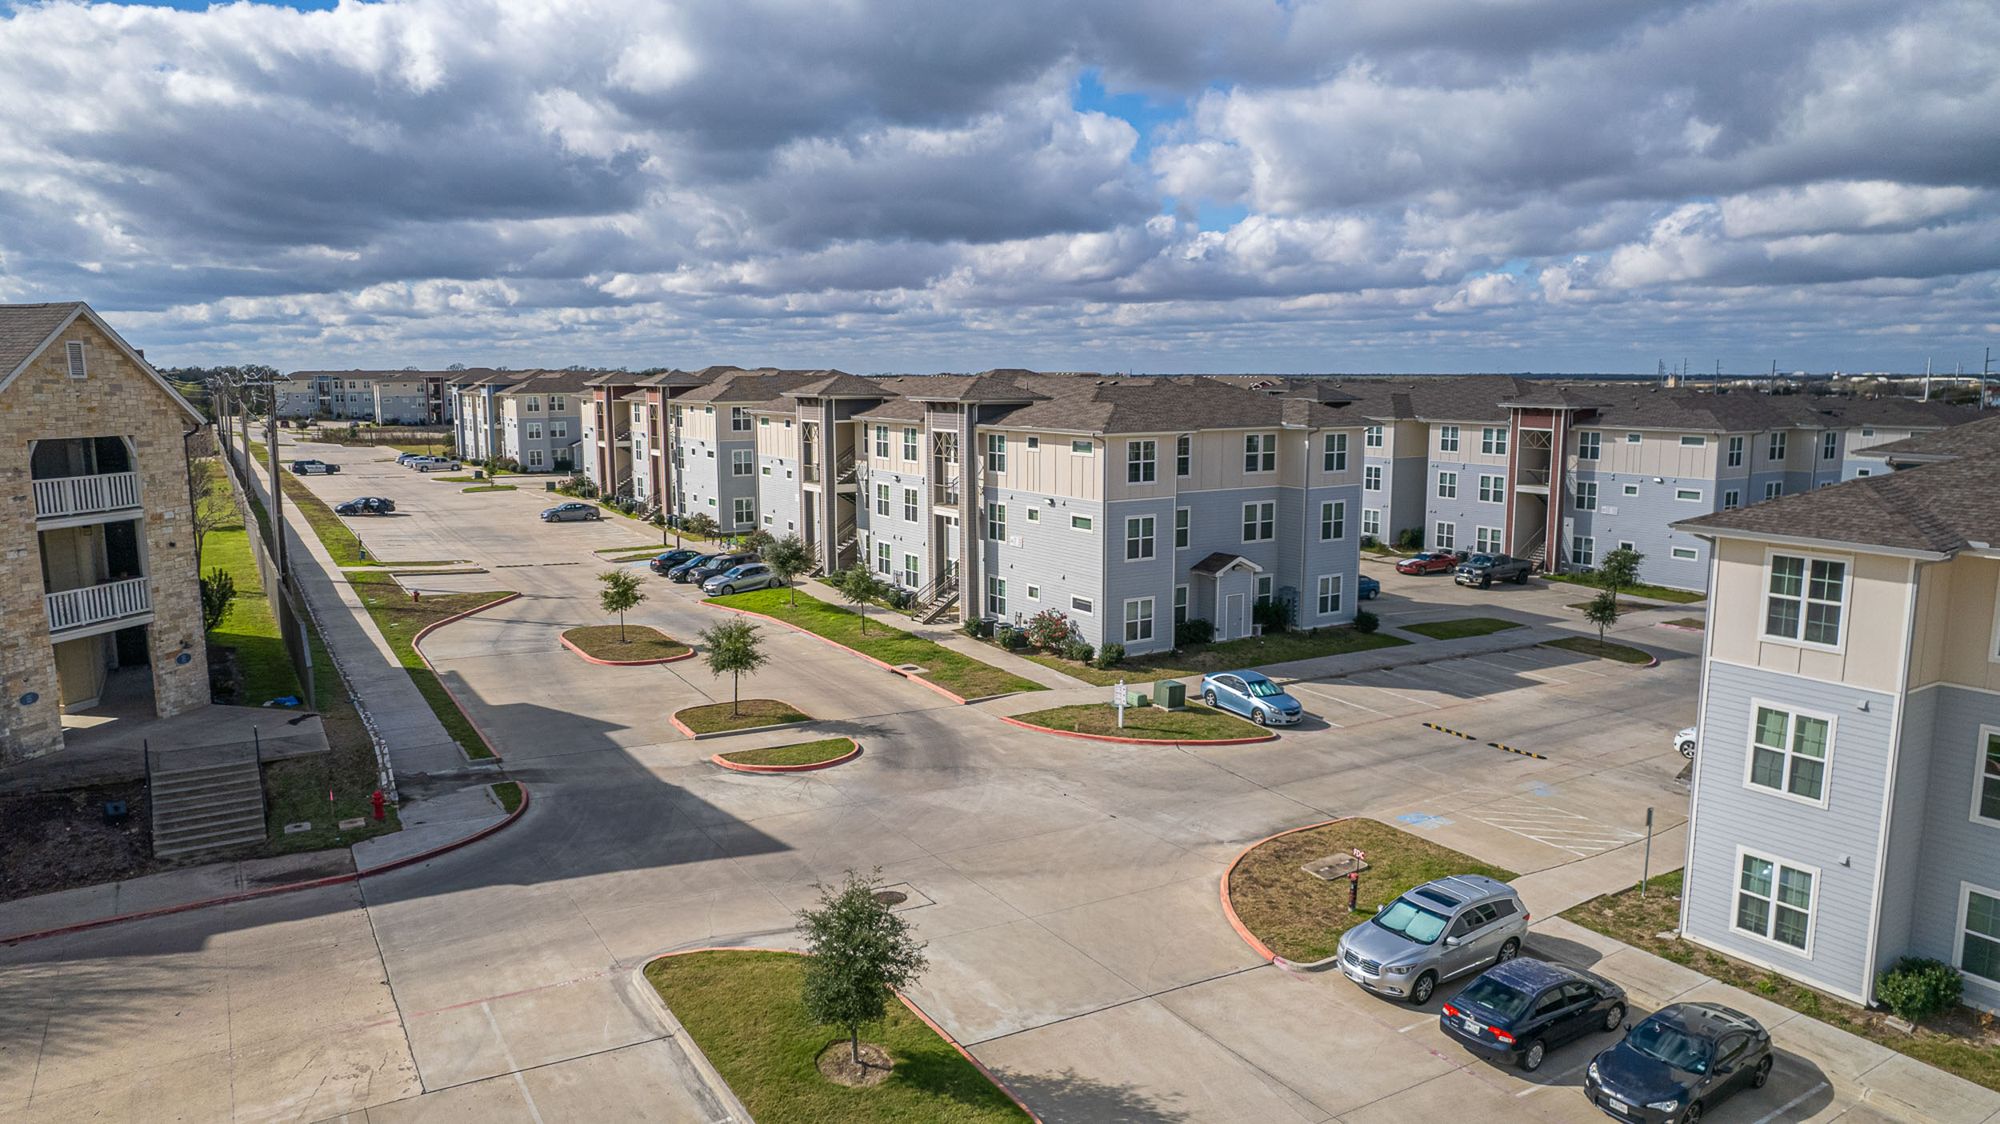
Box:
[45,577,152,634]
[33,472,140,521]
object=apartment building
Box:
[274,369,461,424]
[449,369,589,471]
[0,302,210,763]
[1672,417,2000,1012]
[579,369,715,512]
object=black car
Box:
[666,553,719,582]
[334,496,396,515]
[1440,957,1626,1072]
[680,552,756,584]
[1585,1002,1773,1123]
[649,548,702,575]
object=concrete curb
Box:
[711,740,862,773]
[1539,638,1660,670]
[558,630,696,666]
[1654,621,1704,634]
[640,947,1043,1123]
[0,782,531,947]
[704,600,974,705]
[669,707,814,741]
[409,591,523,762]
[996,713,1277,746]
[1218,816,1353,968]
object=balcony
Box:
[932,477,962,507]
[34,472,141,522]
[46,577,152,636]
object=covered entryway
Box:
[1189,552,1264,641]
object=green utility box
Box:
[1155,680,1187,709]
[545,481,557,492]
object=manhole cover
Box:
[873,890,909,906]
[1303,853,1370,881]
[893,664,926,674]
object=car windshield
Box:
[1466,554,1495,566]
[1372,897,1450,944]
[1244,679,1283,698]
[1455,976,1533,1021]
[1625,1019,1711,1074]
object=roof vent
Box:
[65,341,86,379]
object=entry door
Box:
[1224,592,1246,640]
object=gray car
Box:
[540,501,601,522]
[1335,874,1529,1005]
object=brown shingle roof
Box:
[0,302,86,378]
[1675,451,2000,554]
[1861,413,2000,464]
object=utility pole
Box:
[1983,347,1992,411]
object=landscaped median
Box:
[1223,818,1516,964]
[1005,625,1407,688]
[673,699,812,738]
[706,588,1043,702]
[713,737,861,773]
[644,949,1032,1123]
[1403,617,1522,641]
[560,625,693,665]
[1002,701,1272,744]
[1543,636,1655,665]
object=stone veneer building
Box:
[0,302,210,762]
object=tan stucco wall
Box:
[1707,536,1913,694]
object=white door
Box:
[1224,592,1246,641]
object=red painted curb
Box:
[558,630,695,666]
[711,740,862,773]
[1218,815,1353,965]
[704,601,972,705]
[996,713,1277,746]
[409,591,523,762]
[1,783,531,947]
[669,712,697,739]
[645,947,1042,1123]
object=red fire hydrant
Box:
[371,789,386,821]
[412,588,422,605]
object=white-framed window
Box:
[1681,435,1707,448]
[987,503,1007,540]
[1025,506,1041,523]
[549,394,566,411]
[1244,433,1277,473]
[1724,489,1741,509]
[1961,884,2000,984]
[1071,439,1093,455]
[731,407,751,432]
[1728,436,1745,467]
[1071,514,1093,532]
[65,340,86,378]
[1857,469,1872,478]
[1623,483,1640,496]
[1478,474,1504,503]
[903,554,920,588]
[526,448,545,467]
[1436,471,1457,499]
[1128,439,1157,483]
[1025,435,1040,450]
[732,450,754,476]
[1735,849,1816,953]
[1675,487,1702,502]
[1671,546,1698,561]
[1323,432,1348,472]
[1576,480,1597,510]
[1481,426,1507,456]
[1364,425,1384,448]
[1364,465,1382,491]
[903,428,918,460]
[1071,595,1093,615]
[877,541,892,574]
[763,513,774,525]
[876,483,891,516]
[1125,515,1156,561]
[1578,432,1601,460]
[1764,552,1846,647]
[1476,526,1503,553]
[1025,584,1041,600]
[1124,597,1155,643]
[987,433,1008,472]
[1175,434,1191,477]
[1362,508,1381,536]
[1242,501,1275,542]
[1747,703,1833,804]
[1972,727,2000,826]
[1433,521,1455,550]
[1257,574,1274,602]
[526,421,543,440]
[524,395,541,412]
[987,576,1007,617]
[903,488,919,522]
[1764,481,1784,501]
[1173,585,1188,625]
[1316,574,1343,616]
[550,422,567,439]
[871,425,889,458]
[1769,432,1788,461]
[733,497,754,526]
[1174,507,1190,549]
[1822,432,1839,460]
[1625,432,1642,445]
[1320,501,1345,541]
[1572,535,1594,566]
[758,416,770,428]
[1438,425,1460,453]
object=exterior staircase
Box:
[149,753,267,859]
[911,573,959,624]
[835,518,860,562]
[1525,540,1548,571]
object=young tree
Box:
[1584,588,1621,642]
[834,563,887,634]
[199,568,235,633]
[796,870,928,1070]
[598,568,646,643]
[762,534,812,605]
[189,457,230,571]
[1595,546,1645,600]
[698,619,767,715]
[683,511,719,539]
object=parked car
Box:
[1454,552,1533,588]
[541,501,601,523]
[666,553,719,582]
[1440,957,1626,1072]
[649,548,702,575]
[701,562,777,596]
[1336,874,1529,1005]
[411,456,461,472]
[1198,670,1303,726]
[1584,1003,1773,1123]
[395,452,425,466]
[289,459,339,475]
[683,552,757,585]
[1359,575,1381,600]
[1675,726,1698,759]
[334,496,396,515]
[1397,551,1459,575]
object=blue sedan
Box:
[1359,575,1381,600]
[1198,670,1304,726]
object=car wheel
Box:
[1252,708,1268,726]
[1679,739,1696,759]
[1684,1101,1703,1123]
[719,585,734,596]
[1480,576,1492,589]
[1519,1039,1547,1072]
[1409,971,1437,1005]
[1751,1056,1773,1089]
[1496,937,1521,963]
[1603,1002,1626,1032]
[1203,690,1218,707]
[1513,570,1528,585]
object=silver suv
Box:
[1335,874,1529,1005]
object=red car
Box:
[1396,551,1460,575]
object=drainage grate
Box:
[872,890,909,907]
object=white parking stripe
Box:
[1748,1081,1829,1123]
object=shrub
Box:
[1252,598,1291,634]
[1353,609,1380,634]
[1095,641,1124,668]
[683,511,719,538]
[741,529,775,555]
[199,568,236,633]
[1175,617,1215,646]
[1062,639,1094,664]
[1875,957,1963,1023]
[1024,607,1078,651]
[962,619,983,638]
[1395,527,1423,551]
[1360,533,1378,548]
[1001,629,1028,650]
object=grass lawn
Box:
[1228,818,1517,963]
[718,737,858,768]
[1566,599,1661,614]
[433,474,485,483]
[646,950,1029,1123]
[388,442,455,457]
[491,781,523,814]
[1009,701,1266,741]
[1402,617,1522,641]
[678,699,810,734]
[1666,617,1706,630]
[562,624,690,661]
[604,552,663,563]
[1566,873,2000,1092]
[247,439,368,565]
[1543,572,1706,604]
[1544,636,1653,664]
[203,523,300,707]
[462,484,516,493]
[709,588,1043,700]
[346,570,514,759]
[1012,626,1409,687]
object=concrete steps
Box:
[151,757,267,859]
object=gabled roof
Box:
[1860,413,2000,465]
[0,301,204,424]
[284,368,481,382]
[1189,552,1264,576]
[782,371,885,398]
[1675,451,2000,555]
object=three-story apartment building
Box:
[449,369,589,471]
[274,368,460,424]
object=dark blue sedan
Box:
[1359,575,1381,600]
[1440,957,1626,1072]
[649,548,701,575]
[1585,1003,1772,1123]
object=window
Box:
[903,554,919,588]
[1071,514,1093,531]
[1175,434,1191,477]
[1748,704,1832,803]
[762,466,771,476]
[526,448,545,467]
[1025,435,1039,450]
[1124,597,1155,643]
[877,541,892,574]
[1728,436,1745,467]
[1436,471,1457,499]
[987,503,1007,540]
[1724,489,1741,509]
[1025,507,1040,523]
[1626,432,1642,445]
[731,407,751,432]
[526,421,543,440]
[1322,433,1348,472]
[759,416,769,427]
[1320,501,1345,541]
[1480,427,1507,456]
[1364,465,1382,491]
[65,340,86,378]
[987,433,1007,472]
[1244,433,1276,473]
[987,576,1007,617]
[1623,483,1640,496]
[1857,469,1872,478]
[1735,851,1815,952]
[875,425,890,458]
[1173,586,1188,625]
[1765,553,1846,646]
[1174,507,1190,549]
[903,488,918,522]
[1071,595,1093,615]
[1822,432,1839,460]
[1025,584,1040,600]
[1681,435,1707,448]
[1769,432,1788,461]
[732,450,754,476]
[1125,516,1156,560]
[1962,886,2000,984]
[1578,432,1601,461]
[1364,425,1383,449]
[733,497,753,526]
[1071,439,1093,455]
[903,428,918,460]
[550,422,567,439]
[761,513,774,525]
[1438,425,1460,453]
[1478,474,1504,503]
[1127,439,1156,483]
[1242,502,1275,542]
[1257,575,1274,602]
[1316,575,1343,616]
[1572,535,1594,567]
[1974,729,2000,825]
[1576,480,1597,510]
[1672,546,1699,561]
[1362,508,1381,536]
[1476,526,1503,553]
[1618,540,1635,552]
[1675,487,1702,502]
[1764,481,1784,501]
[524,396,541,412]
[875,483,891,516]
[1434,521,1455,550]
[549,395,566,411]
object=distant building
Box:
[448,369,592,471]
[273,369,462,425]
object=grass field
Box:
[677,699,810,734]
[1007,701,1267,741]
[1402,617,1522,641]
[717,737,858,768]
[247,439,368,565]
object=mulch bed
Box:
[0,782,155,902]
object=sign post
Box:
[1113,680,1127,729]
[1640,806,1655,898]
[1348,847,1367,912]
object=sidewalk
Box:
[803,578,1086,692]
